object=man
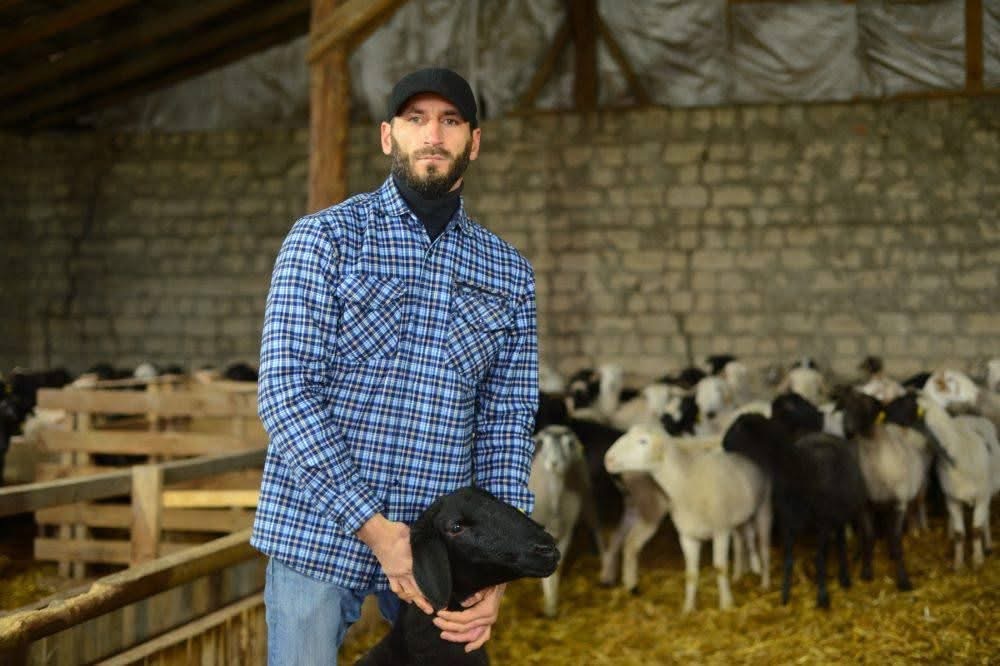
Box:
[252,67,538,664]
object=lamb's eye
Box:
[448,521,464,535]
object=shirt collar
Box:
[377,176,470,234]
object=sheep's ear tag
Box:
[916,405,926,419]
[411,532,452,612]
[876,411,886,425]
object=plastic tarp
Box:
[87,0,995,131]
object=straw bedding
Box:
[341,510,999,665]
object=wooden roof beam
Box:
[966,0,983,92]
[597,15,651,106]
[31,17,307,129]
[0,1,309,128]
[0,0,138,59]
[308,0,409,63]
[518,19,571,110]
[566,0,598,110]
[0,0,256,101]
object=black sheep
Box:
[723,405,870,609]
[357,487,559,665]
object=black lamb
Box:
[723,398,870,609]
[357,486,559,666]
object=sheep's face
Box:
[534,425,580,477]
[771,392,823,436]
[925,369,979,409]
[840,390,883,440]
[411,487,559,610]
[695,376,731,423]
[604,425,663,473]
[566,368,600,411]
[661,395,698,436]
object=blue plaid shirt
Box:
[251,177,538,590]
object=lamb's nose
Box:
[533,543,558,558]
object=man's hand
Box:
[356,514,433,615]
[433,583,506,652]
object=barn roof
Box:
[1,0,997,133]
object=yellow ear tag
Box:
[917,406,925,419]
[876,411,886,425]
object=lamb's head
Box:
[410,487,559,612]
[771,391,823,438]
[925,369,980,410]
[566,368,600,411]
[695,375,731,425]
[840,390,884,440]
[604,424,666,474]
[661,394,698,436]
[534,425,581,478]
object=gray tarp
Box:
[88,0,994,131]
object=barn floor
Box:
[341,508,1000,665]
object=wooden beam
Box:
[566,0,598,110]
[966,0,983,92]
[0,0,254,101]
[0,0,138,59]
[31,16,307,129]
[40,430,262,457]
[131,465,163,564]
[308,0,350,212]
[0,1,309,127]
[35,538,189,566]
[0,449,264,517]
[308,0,408,63]
[597,15,651,106]
[162,490,259,509]
[37,388,259,418]
[0,529,258,650]
[36,504,256,532]
[518,19,571,110]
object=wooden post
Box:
[308,0,350,212]
[966,0,983,93]
[566,0,598,110]
[131,465,163,565]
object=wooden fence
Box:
[33,383,266,577]
[0,450,267,665]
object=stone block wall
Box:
[2,96,997,383]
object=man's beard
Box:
[390,135,472,199]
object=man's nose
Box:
[423,119,444,145]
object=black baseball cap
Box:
[386,67,479,129]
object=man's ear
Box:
[411,530,451,612]
[380,121,393,156]
[468,127,481,161]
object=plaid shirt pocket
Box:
[446,281,514,386]
[334,272,406,363]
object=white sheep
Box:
[925,368,1000,428]
[529,425,602,617]
[776,365,826,405]
[604,424,772,612]
[918,396,1000,569]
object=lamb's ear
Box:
[411,530,451,612]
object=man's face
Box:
[380,93,481,198]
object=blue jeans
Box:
[265,557,400,665]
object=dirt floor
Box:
[340,510,1000,665]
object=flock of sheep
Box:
[529,356,1000,615]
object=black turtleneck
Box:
[392,174,463,242]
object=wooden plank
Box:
[40,430,259,457]
[0,0,138,59]
[0,449,264,517]
[31,17,307,129]
[34,538,189,565]
[36,504,255,532]
[93,593,264,666]
[35,463,133,481]
[307,0,408,63]
[37,388,259,418]
[519,18,571,110]
[0,529,258,650]
[597,15,651,105]
[566,0,598,110]
[0,0,310,127]
[966,0,983,92]
[162,490,259,509]
[0,0,253,100]
[0,470,132,518]
[309,0,351,212]
[131,465,163,564]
